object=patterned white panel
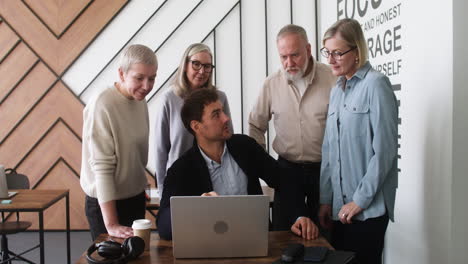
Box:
[292,0,318,55]
[130,0,203,49]
[146,0,239,101]
[63,0,166,98]
[317,0,336,53]
[266,0,291,76]
[77,0,210,103]
[240,0,267,135]
[215,6,242,133]
[265,0,291,156]
[203,32,215,83]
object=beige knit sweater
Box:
[80,85,149,203]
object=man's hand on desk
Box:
[106,223,134,239]
[291,217,319,240]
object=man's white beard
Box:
[283,58,308,82]
[284,69,304,82]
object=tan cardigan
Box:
[248,58,336,162]
[80,85,149,203]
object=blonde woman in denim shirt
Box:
[318,18,398,264]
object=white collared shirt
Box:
[198,144,248,195]
[293,78,308,97]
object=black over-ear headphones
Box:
[86,236,145,264]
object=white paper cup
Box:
[132,219,152,250]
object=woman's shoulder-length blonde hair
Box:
[322,18,368,69]
[172,43,216,98]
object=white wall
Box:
[388,1,452,263]
[319,0,468,263]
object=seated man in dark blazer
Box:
[156,89,318,240]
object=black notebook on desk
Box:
[272,249,356,264]
[323,250,356,264]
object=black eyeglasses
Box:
[190,60,215,73]
[320,47,356,60]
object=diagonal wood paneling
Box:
[0,0,130,230]
[14,121,83,229]
[9,120,153,230]
[0,42,37,101]
[0,0,127,75]
[19,160,86,230]
[0,82,83,167]
[0,21,20,62]
[23,0,92,37]
[15,121,81,187]
[0,62,56,141]
[1,0,274,231]
[13,121,84,229]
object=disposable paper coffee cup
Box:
[132,219,152,250]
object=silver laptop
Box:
[170,195,270,258]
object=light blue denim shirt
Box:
[199,144,248,195]
[320,62,398,221]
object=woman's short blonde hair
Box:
[172,43,215,98]
[119,44,157,73]
[322,18,368,68]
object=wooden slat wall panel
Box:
[57,0,126,72]
[0,22,19,61]
[0,82,83,167]
[20,161,86,230]
[15,121,81,187]
[0,42,37,99]
[0,1,58,72]
[0,0,127,74]
[0,62,55,140]
[23,0,91,36]
[0,0,134,230]
[19,165,155,230]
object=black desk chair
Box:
[0,169,33,264]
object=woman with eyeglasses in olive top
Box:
[154,43,233,196]
[318,19,398,264]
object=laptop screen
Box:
[170,195,270,258]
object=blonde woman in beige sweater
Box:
[80,44,157,240]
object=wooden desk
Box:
[76,231,332,264]
[0,189,70,264]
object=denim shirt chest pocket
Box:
[342,99,370,138]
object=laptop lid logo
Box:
[214,221,228,234]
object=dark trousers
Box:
[332,214,389,264]
[85,191,146,241]
[273,156,320,230]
